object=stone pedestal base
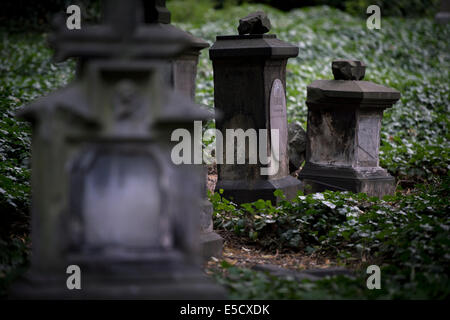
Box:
[200,200,223,260]
[10,262,226,300]
[299,163,395,198]
[215,176,302,205]
[200,232,223,260]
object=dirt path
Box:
[205,230,337,272]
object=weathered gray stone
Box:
[200,231,224,260]
[288,121,307,173]
[299,60,400,198]
[332,60,366,80]
[210,22,301,204]
[238,11,271,35]
[11,0,225,300]
[199,199,223,259]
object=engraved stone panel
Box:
[269,79,288,178]
[357,113,381,167]
[173,58,197,100]
[80,153,166,250]
[307,110,356,166]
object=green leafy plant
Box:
[210,177,450,299]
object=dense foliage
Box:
[250,0,441,17]
[0,0,439,31]
[210,177,450,298]
[0,32,74,230]
[0,2,448,298]
[0,32,75,295]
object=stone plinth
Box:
[298,60,400,198]
[209,29,301,204]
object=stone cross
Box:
[12,0,225,299]
[209,12,301,204]
[298,60,401,198]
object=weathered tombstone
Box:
[144,0,223,261]
[11,0,225,299]
[298,60,400,198]
[209,12,301,204]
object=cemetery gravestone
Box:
[209,12,302,204]
[144,0,223,261]
[11,0,225,299]
[299,60,401,198]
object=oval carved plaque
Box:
[269,79,288,177]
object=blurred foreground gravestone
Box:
[209,12,301,204]
[298,60,400,198]
[11,0,225,299]
[144,0,222,261]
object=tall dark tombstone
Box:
[299,60,400,198]
[209,12,302,205]
[11,0,225,299]
[143,0,223,260]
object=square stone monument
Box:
[11,0,225,299]
[298,60,400,198]
[209,12,302,204]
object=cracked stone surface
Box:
[332,60,366,80]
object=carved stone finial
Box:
[237,11,271,35]
[332,60,366,80]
